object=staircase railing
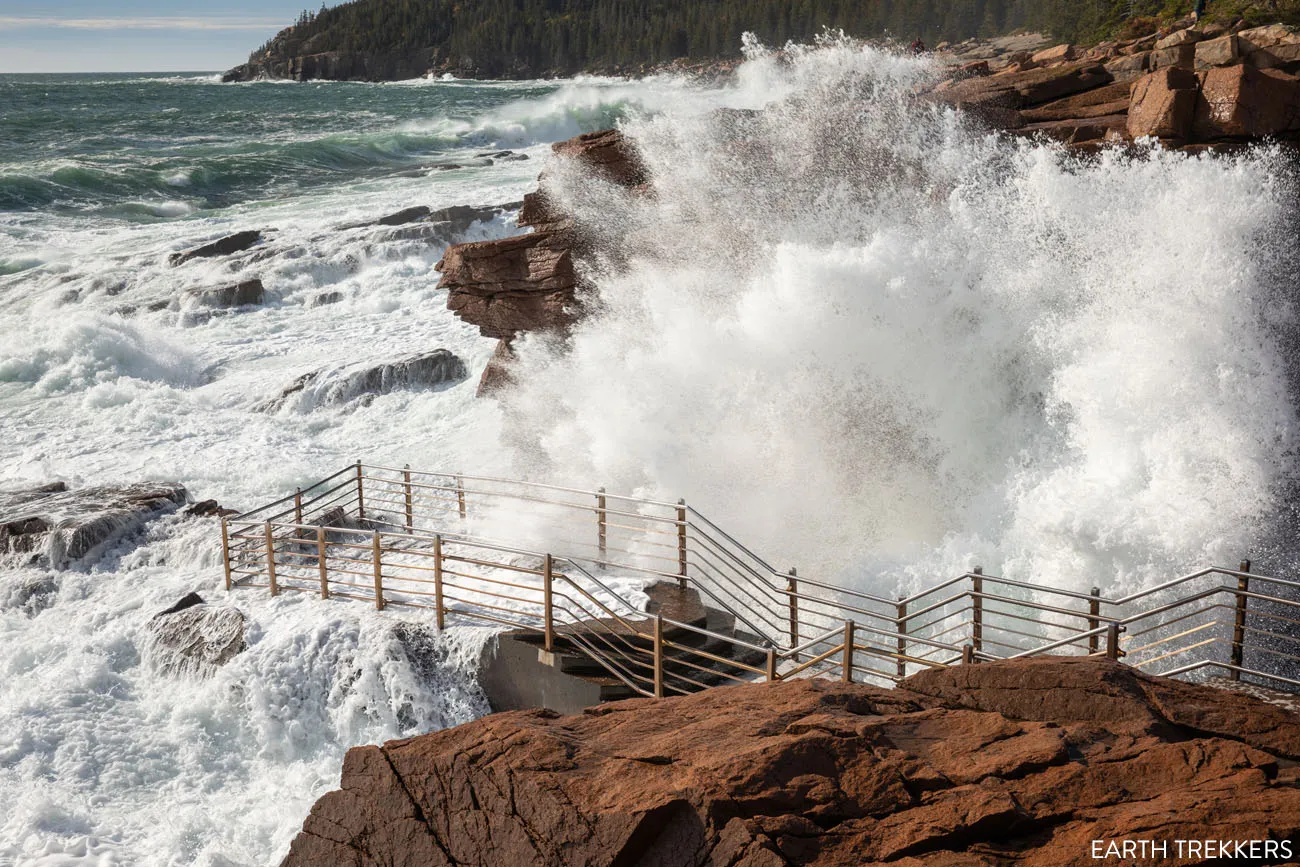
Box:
[222,464,1300,696]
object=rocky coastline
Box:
[279,657,1300,866]
[222,48,741,84]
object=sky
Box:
[0,1,323,72]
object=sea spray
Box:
[503,35,1300,598]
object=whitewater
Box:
[2,37,1299,865]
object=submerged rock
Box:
[343,201,518,236]
[376,206,432,226]
[147,602,247,678]
[182,279,266,309]
[281,657,1300,867]
[169,230,263,266]
[0,573,60,616]
[0,482,187,570]
[259,349,468,412]
[183,500,241,519]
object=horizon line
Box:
[0,16,287,31]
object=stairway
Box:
[477,582,770,713]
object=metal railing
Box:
[221,464,1300,697]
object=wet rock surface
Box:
[182,279,266,309]
[0,482,187,569]
[280,657,1300,866]
[259,349,469,412]
[169,230,263,266]
[146,599,247,678]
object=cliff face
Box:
[279,657,1300,866]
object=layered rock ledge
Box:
[280,657,1300,866]
[436,129,646,395]
[928,21,1300,146]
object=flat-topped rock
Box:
[280,657,1300,867]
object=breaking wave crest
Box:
[504,35,1300,597]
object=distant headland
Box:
[222,0,1300,83]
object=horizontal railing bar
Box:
[1006,624,1111,659]
[782,644,846,678]
[233,465,358,519]
[1123,621,1219,656]
[1130,637,1220,669]
[1125,604,1227,640]
[976,590,1118,624]
[362,465,685,509]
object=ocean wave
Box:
[0,315,205,395]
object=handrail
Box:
[220,465,1300,698]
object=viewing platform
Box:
[222,464,1300,711]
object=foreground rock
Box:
[259,349,468,412]
[281,657,1300,866]
[146,595,247,678]
[1,482,187,569]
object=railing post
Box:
[787,567,800,651]
[962,644,975,665]
[676,499,688,589]
[355,461,365,522]
[971,566,983,654]
[221,518,233,591]
[653,615,665,698]
[317,526,329,599]
[1106,622,1120,660]
[433,534,445,630]
[842,619,856,683]
[265,521,278,597]
[403,465,414,533]
[456,473,467,521]
[766,646,778,682]
[1088,587,1101,655]
[294,488,303,525]
[1231,558,1251,680]
[543,553,554,652]
[596,487,607,558]
[371,531,384,611]
[896,599,907,679]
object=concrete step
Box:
[478,581,777,714]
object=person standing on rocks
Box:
[1193,0,1207,21]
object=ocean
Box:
[2,40,1299,865]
